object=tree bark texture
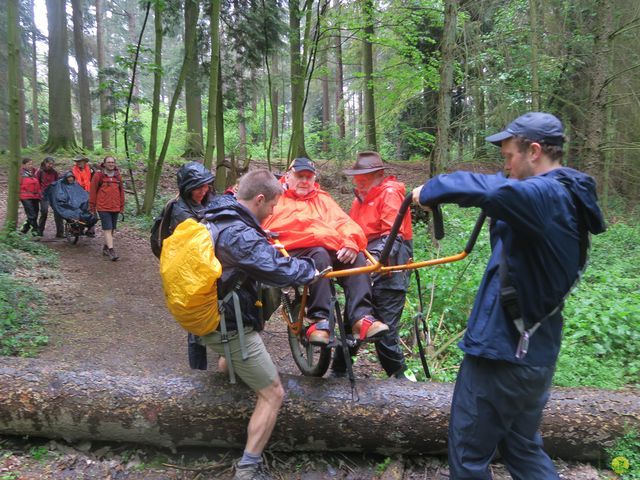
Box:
[141,2,163,215]
[183,0,204,158]
[361,0,377,151]
[205,0,221,171]
[433,0,458,174]
[71,0,94,150]
[583,0,612,184]
[5,0,21,229]
[95,0,110,149]
[333,0,345,142]
[288,0,309,160]
[44,0,77,152]
[0,358,637,462]
[30,0,40,146]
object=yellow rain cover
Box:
[159,218,222,336]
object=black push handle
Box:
[464,211,487,254]
[379,192,445,265]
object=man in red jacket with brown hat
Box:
[262,157,389,348]
[331,151,415,381]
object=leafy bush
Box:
[0,233,53,356]
[607,429,640,479]
[555,222,640,388]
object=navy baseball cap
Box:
[289,157,316,174]
[486,112,565,146]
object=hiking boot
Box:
[108,248,119,261]
[102,245,110,256]
[352,315,389,342]
[233,462,273,480]
[19,223,30,234]
[306,320,330,346]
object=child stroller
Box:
[47,172,98,244]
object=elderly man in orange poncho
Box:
[262,157,388,347]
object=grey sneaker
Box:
[108,248,119,261]
[233,462,273,480]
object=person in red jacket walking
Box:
[19,158,42,235]
[262,157,389,347]
[36,157,64,238]
[89,156,125,261]
[331,151,415,381]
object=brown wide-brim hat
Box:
[73,155,90,163]
[343,154,388,175]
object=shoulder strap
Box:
[499,182,590,359]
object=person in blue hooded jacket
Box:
[412,112,606,479]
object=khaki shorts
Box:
[200,326,278,391]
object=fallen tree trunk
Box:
[0,358,637,461]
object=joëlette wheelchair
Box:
[276,193,486,389]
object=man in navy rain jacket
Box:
[412,112,606,479]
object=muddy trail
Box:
[0,165,610,479]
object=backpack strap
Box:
[205,219,249,384]
[499,182,590,359]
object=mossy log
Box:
[0,357,637,461]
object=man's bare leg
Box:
[244,377,285,455]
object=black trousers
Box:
[38,196,64,236]
[288,246,374,328]
[331,287,407,376]
[20,199,40,233]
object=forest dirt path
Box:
[0,166,607,479]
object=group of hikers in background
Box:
[16,110,606,480]
[18,154,125,261]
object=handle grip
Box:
[379,192,445,264]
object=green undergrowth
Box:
[0,232,56,357]
[607,429,640,479]
[401,207,640,389]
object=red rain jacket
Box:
[19,168,41,200]
[349,176,412,241]
[89,169,125,213]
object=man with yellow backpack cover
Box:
[161,169,317,480]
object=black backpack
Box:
[150,197,178,259]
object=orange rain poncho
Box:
[262,183,367,252]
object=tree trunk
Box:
[30,0,40,146]
[333,0,345,143]
[95,0,110,149]
[71,0,94,151]
[0,0,8,151]
[204,0,221,170]
[583,0,612,186]
[288,0,308,160]
[141,1,163,214]
[215,60,227,190]
[43,0,77,152]
[0,358,637,462]
[529,0,540,111]
[321,44,330,153]
[126,5,143,154]
[361,0,377,151]
[5,0,21,231]
[433,0,458,174]
[18,56,27,147]
[183,0,204,158]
